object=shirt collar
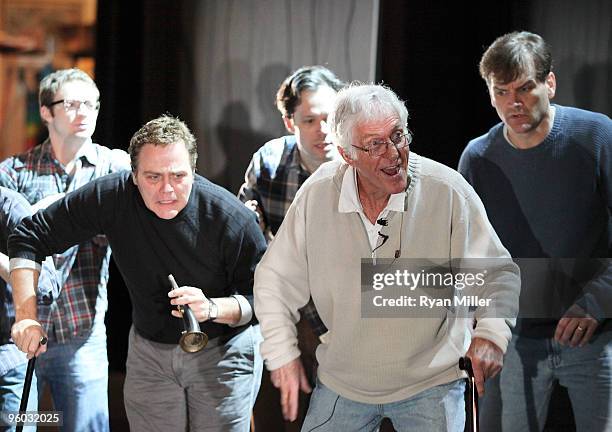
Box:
[338,165,406,214]
[42,138,98,166]
[73,140,98,165]
[288,140,303,171]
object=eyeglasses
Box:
[48,99,100,113]
[352,130,412,158]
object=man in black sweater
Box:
[8,115,267,431]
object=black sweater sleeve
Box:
[8,172,124,263]
[221,209,267,313]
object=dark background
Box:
[92,1,610,430]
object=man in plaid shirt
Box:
[0,68,130,432]
[238,65,344,428]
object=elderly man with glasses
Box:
[0,68,130,432]
[254,83,520,431]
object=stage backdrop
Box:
[527,0,611,116]
[177,0,379,193]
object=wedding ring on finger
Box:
[576,325,585,332]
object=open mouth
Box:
[381,165,401,176]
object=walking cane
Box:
[459,357,479,432]
[16,336,47,432]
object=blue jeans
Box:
[301,379,465,432]
[35,319,109,432]
[0,362,38,432]
[480,328,612,431]
[124,324,263,432]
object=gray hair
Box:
[329,83,409,156]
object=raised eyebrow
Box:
[362,135,383,144]
[385,126,405,136]
[493,79,535,92]
[519,80,536,89]
[363,126,403,140]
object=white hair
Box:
[329,83,409,156]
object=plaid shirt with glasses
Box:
[238,135,327,336]
[0,139,130,343]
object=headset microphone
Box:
[375,217,401,257]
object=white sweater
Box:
[254,153,520,404]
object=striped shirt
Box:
[238,135,327,336]
[0,139,130,343]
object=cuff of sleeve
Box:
[575,295,606,323]
[265,349,301,372]
[9,258,41,273]
[473,317,512,354]
[230,295,252,327]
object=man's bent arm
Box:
[10,266,47,357]
[223,207,268,326]
[451,185,520,353]
[254,197,311,371]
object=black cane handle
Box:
[459,356,474,377]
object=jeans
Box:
[35,319,109,432]
[301,379,465,432]
[124,324,263,432]
[480,327,612,431]
[0,362,38,432]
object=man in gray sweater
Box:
[255,83,520,431]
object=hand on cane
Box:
[11,319,47,359]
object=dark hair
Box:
[275,65,345,118]
[479,31,553,84]
[129,115,197,172]
[39,68,99,107]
